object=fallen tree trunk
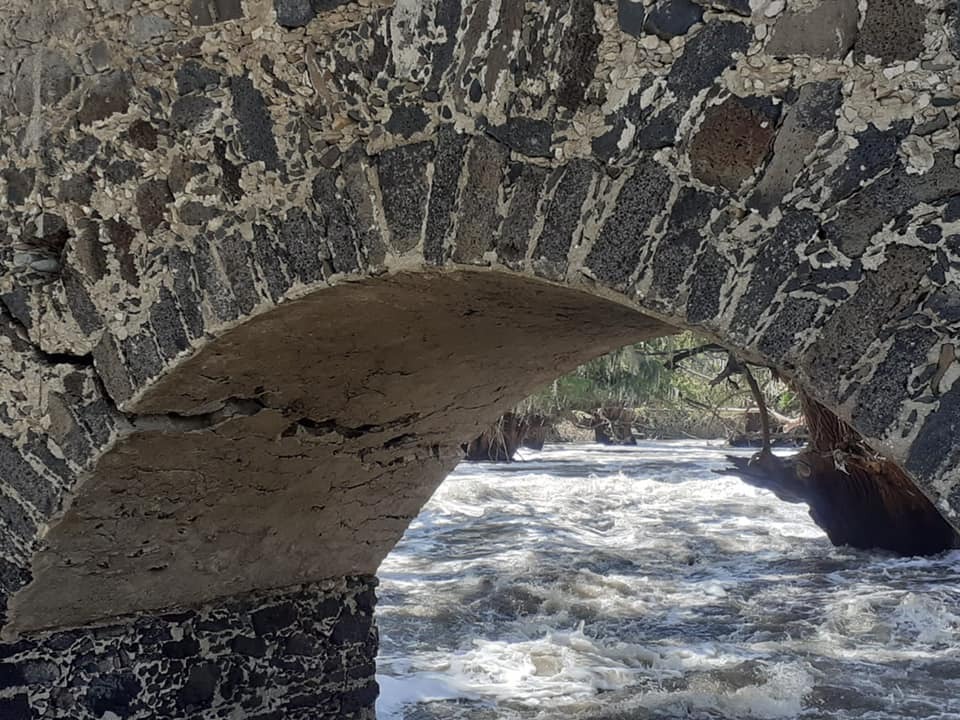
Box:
[722,394,960,556]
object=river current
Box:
[375,441,960,720]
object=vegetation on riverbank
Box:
[463,333,805,461]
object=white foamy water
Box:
[375,441,960,719]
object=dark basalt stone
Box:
[135,179,173,235]
[0,438,55,517]
[428,0,462,93]
[617,0,646,37]
[637,20,752,149]
[179,202,219,226]
[0,661,25,688]
[171,95,217,132]
[77,72,131,126]
[0,695,31,720]
[103,160,140,185]
[853,327,937,439]
[275,0,315,27]
[650,187,717,300]
[103,218,139,286]
[126,120,159,150]
[231,635,267,657]
[732,211,819,334]
[312,170,361,274]
[909,380,960,487]
[855,0,926,63]
[178,662,219,710]
[31,213,70,253]
[214,138,244,203]
[808,245,930,405]
[276,208,325,285]
[535,160,595,268]
[749,80,842,214]
[828,122,910,201]
[62,267,103,335]
[0,288,32,330]
[586,157,672,287]
[556,0,601,111]
[162,637,201,659]
[148,287,191,361]
[165,247,205,338]
[2,169,34,206]
[927,286,960,328]
[230,75,282,171]
[825,154,960,257]
[65,135,101,164]
[217,234,260,315]
[689,97,776,192]
[452,135,508,263]
[758,296,820,361]
[686,245,729,324]
[385,104,429,138]
[378,142,432,254]
[765,0,858,59]
[487,117,553,158]
[85,673,141,718]
[644,0,704,40]
[252,602,298,636]
[498,163,548,267]
[13,50,75,115]
[175,61,222,95]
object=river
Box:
[375,441,960,719]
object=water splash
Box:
[377,442,960,719]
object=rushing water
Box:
[375,441,960,720]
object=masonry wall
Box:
[0,577,378,719]
[2,0,960,713]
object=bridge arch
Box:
[1,0,959,716]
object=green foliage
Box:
[516,332,798,420]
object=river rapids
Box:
[375,441,960,720]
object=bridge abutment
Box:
[0,578,378,719]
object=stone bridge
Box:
[1,0,959,716]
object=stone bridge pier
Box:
[1,0,960,717]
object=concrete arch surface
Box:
[1,0,959,716]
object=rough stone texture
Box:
[765,0,859,59]
[643,0,704,40]
[2,0,960,715]
[855,0,928,64]
[0,578,377,719]
[690,97,777,192]
[749,81,843,213]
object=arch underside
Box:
[0,0,959,715]
[7,270,672,634]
